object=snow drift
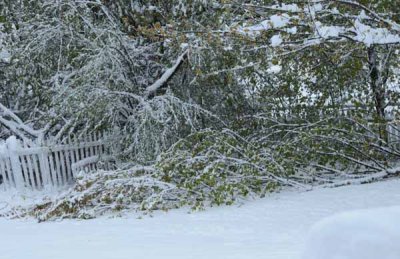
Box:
[302,206,400,259]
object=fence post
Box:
[39,144,52,190]
[6,136,25,190]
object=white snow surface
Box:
[302,206,400,259]
[0,179,400,259]
[267,65,282,74]
[240,14,291,37]
[270,34,283,47]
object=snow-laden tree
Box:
[236,0,400,122]
[2,0,400,220]
[219,0,400,178]
[0,0,212,161]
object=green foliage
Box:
[250,114,397,179]
[31,167,182,220]
[156,129,281,209]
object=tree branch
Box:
[144,49,189,99]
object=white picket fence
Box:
[0,132,115,191]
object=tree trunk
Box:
[368,46,387,142]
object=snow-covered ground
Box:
[302,206,400,259]
[1,179,400,259]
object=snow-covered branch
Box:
[144,49,189,99]
[0,103,43,143]
[237,1,400,49]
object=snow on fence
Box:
[0,133,115,191]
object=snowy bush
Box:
[31,115,400,220]
[247,114,400,185]
[31,166,187,221]
[30,129,290,220]
[120,95,217,163]
[156,129,291,208]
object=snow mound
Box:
[302,206,400,259]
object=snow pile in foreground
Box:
[302,206,400,259]
[0,187,69,218]
[1,179,400,259]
